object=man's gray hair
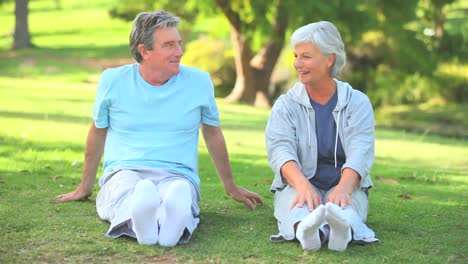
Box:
[290,21,346,77]
[130,10,180,62]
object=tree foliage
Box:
[109,0,467,106]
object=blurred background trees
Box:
[5,0,467,108]
[110,0,466,107]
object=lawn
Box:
[0,1,467,263]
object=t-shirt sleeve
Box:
[201,74,220,126]
[92,70,111,128]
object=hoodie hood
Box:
[286,79,353,111]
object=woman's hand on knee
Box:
[290,184,321,212]
[326,188,352,209]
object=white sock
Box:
[130,179,160,245]
[339,205,379,243]
[325,202,352,252]
[158,181,192,247]
[296,204,326,251]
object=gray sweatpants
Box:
[273,184,368,241]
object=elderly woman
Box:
[265,21,379,252]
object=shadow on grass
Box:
[31,28,90,38]
[375,129,468,146]
[0,1,114,15]
[0,45,132,79]
[373,157,466,179]
[1,45,132,61]
[10,96,95,105]
[0,133,83,151]
[0,111,91,125]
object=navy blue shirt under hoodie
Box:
[309,92,346,190]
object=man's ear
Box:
[138,44,147,59]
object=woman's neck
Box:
[306,78,337,105]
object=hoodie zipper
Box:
[304,104,342,168]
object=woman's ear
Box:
[328,53,336,68]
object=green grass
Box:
[1,76,467,264]
[1,1,467,263]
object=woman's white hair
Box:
[290,21,346,77]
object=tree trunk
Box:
[221,1,288,108]
[434,14,445,39]
[224,25,256,104]
[224,27,281,108]
[13,0,32,50]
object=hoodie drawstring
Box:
[334,109,341,168]
[303,107,312,148]
[304,106,340,165]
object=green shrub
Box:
[182,36,236,97]
[365,65,440,106]
[435,61,468,103]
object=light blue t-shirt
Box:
[93,63,220,188]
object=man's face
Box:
[142,27,183,79]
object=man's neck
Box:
[139,64,171,86]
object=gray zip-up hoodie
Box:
[266,79,374,192]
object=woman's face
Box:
[293,42,334,86]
